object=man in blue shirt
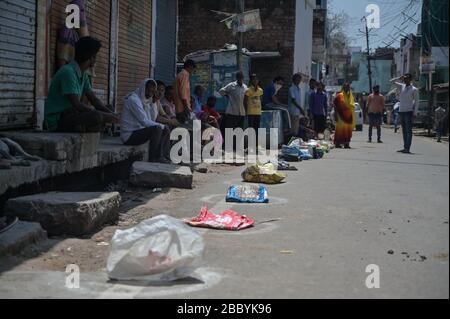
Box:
[305,78,317,118]
[192,85,205,117]
[263,76,285,107]
[288,73,305,137]
[309,82,328,137]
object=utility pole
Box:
[424,0,434,135]
[363,16,373,94]
[236,0,245,71]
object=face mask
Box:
[275,84,282,93]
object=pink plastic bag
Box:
[185,206,255,231]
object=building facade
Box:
[312,0,327,81]
[178,0,315,105]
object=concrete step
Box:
[130,162,193,189]
[5,192,121,237]
[0,221,47,257]
[0,132,100,161]
[0,137,148,197]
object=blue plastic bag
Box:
[282,145,313,160]
[226,185,269,203]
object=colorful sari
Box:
[334,90,355,147]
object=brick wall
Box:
[178,0,297,102]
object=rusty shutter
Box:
[0,0,36,130]
[117,0,152,113]
[50,0,111,104]
[84,0,110,104]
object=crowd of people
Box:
[44,34,434,162]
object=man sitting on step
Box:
[44,37,119,133]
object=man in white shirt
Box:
[220,71,248,131]
[121,78,171,163]
[391,74,419,154]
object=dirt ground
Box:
[0,163,236,274]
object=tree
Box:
[325,6,352,84]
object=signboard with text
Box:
[224,9,262,33]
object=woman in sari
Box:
[333,82,356,149]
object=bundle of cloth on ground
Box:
[185,206,255,231]
[241,163,286,184]
[226,184,269,203]
[282,138,332,161]
[267,159,299,171]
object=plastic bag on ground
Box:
[282,145,313,161]
[226,184,269,203]
[288,137,304,148]
[242,163,286,184]
[107,215,204,281]
[185,206,255,231]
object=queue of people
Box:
[43,34,333,164]
[44,33,428,164]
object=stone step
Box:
[0,221,47,257]
[5,192,121,237]
[0,132,100,161]
[130,162,193,189]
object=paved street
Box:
[0,127,448,299]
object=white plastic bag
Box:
[107,215,204,281]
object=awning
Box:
[246,51,282,60]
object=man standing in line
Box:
[220,71,248,131]
[391,74,419,154]
[288,73,305,138]
[219,71,248,152]
[309,82,328,138]
[262,76,285,107]
[367,85,385,143]
[305,78,317,120]
[434,104,447,143]
[173,59,197,124]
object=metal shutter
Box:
[116,0,152,113]
[85,0,111,104]
[0,0,36,130]
[154,0,177,85]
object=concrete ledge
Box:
[130,162,193,189]
[5,192,121,236]
[0,137,148,196]
[0,221,47,257]
[0,132,100,161]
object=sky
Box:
[329,0,423,50]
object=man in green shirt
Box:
[45,37,119,132]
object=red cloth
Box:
[202,106,221,119]
[185,206,255,231]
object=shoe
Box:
[377,140,383,143]
[367,139,372,143]
[397,149,406,153]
